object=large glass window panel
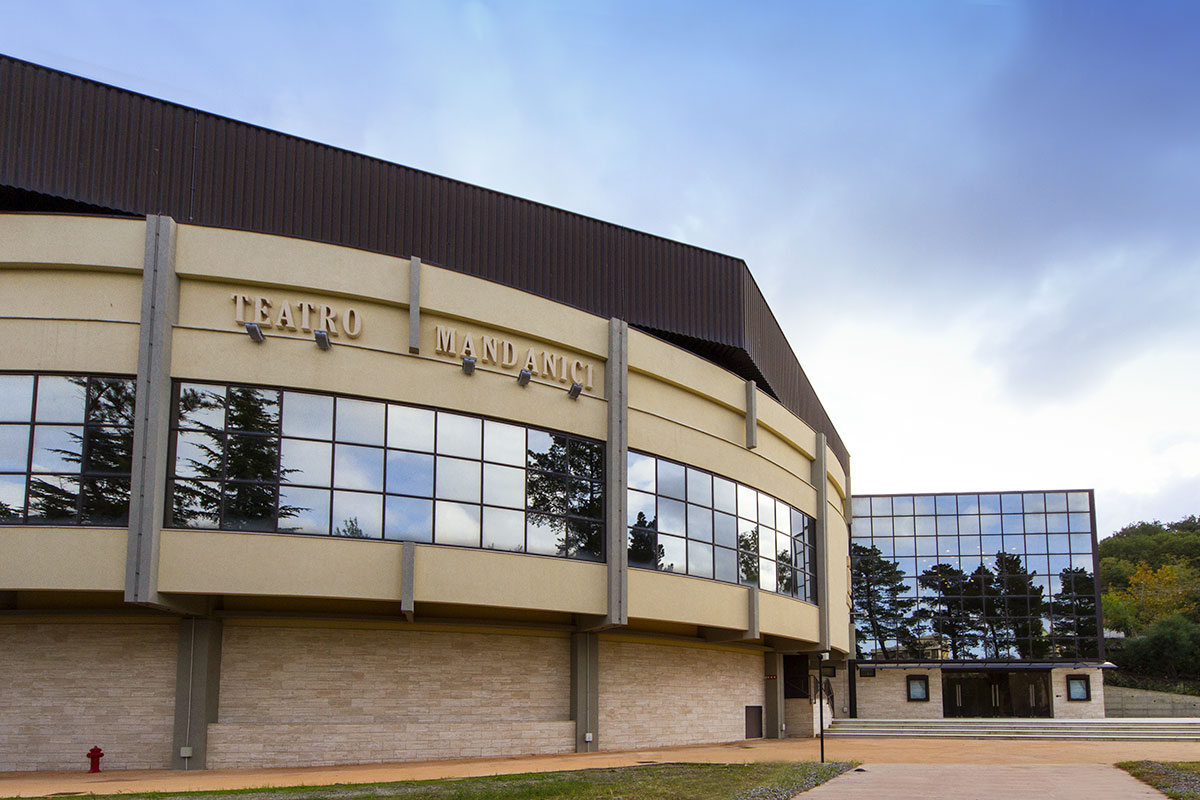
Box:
[892,536,915,556]
[1002,513,1024,534]
[1068,513,1091,533]
[760,558,776,592]
[483,421,526,466]
[1003,534,1023,554]
[385,451,434,497]
[893,515,915,536]
[222,482,277,531]
[914,496,935,515]
[35,377,87,423]
[0,375,34,421]
[935,495,956,515]
[178,384,226,430]
[738,520,758,554]
[1047,533,1071,553]
[1045,492,1068,512]
[569,478,602,519]
[851,496,870,517]
[871,496,892,516]
[715,546,738,582]
[528,513,563,556]
[0,425,30,471]
[434,500,480,546]
[936,516,958,535]
[627,452,656,492]
[1067,492,1090,512]
[570,440,604,480]
[82,427,133,474]
[26,475,78,524]
[980,514,1002,535]
[915,516,935,536]
[0,474,26,520]
[892,496,914,515]
[873,537,895,557]
[384,496,433,542]
[483,463,525,509]
[566,519,603,561]
[628,489,656,529]
[687,468,712,506]
[1001,493,1023,513]
[979,494,1001,514]
[281,439,332,486]
[387,405,435,452]
[937,536,958,557]
[657,497,686,535]
[687,503,713,542]
[434,456,481,503]
[527,470,566,516]
[1072,553,1093,570]
[739,549,759,586]
[277,487,331,535]
[657,460,686,500]
[913,536,936,556]
[957,494,979,514]
[436,413,481,459]
[714,511,737,549]
[281,392,333,439]
[1022,493,1046,513]
[737,484,757,521]
[775,501,790,536]
[713,477,736,514]
[960,537,982,556]
[88,379,136,426]
[482,506,525,551]
[1026,534,1049,554]
[757,492,775,528]
[958,514,980,534]
[225,388,280,433]
[1025,513,1046,533]
[30,426,83,473]
[981,535,1004,555]
[333,444,384,492]
[1048,554,1072,574]
[758,525,775,558]
[627,528,658,569]
[1046,513,1069,533]
[224,434,279,482]
[1069,533,1093,553]
[688,540,714,578]
[658,534,685,572]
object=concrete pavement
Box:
[804,764,1165,799]
[2,736,1196,797]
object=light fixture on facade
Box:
[245,322,265,343]
[516,369,532,386]
[461,356,476,374]
[567,382,583,399]
[314,330,332,350]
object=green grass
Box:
[4,762,855,800]
[1118,761,1200,799]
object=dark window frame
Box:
[906,674,930,702]
[1065,673,1091,701]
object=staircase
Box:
[826,717,1200,740]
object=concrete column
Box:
[408,256,422,354]
[400,541,416,622]
[125,215,181,610]
[812,433,830,652]
[570,631,599,752]
[604,318,629,627]
[171,617,223,770]
[745,380,758,449]
[764,651,784,738]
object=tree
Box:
[965,563,1008,658]
[1052,567,1098,657]
[628,511,662,569]
[994,553,1048,658]
[526,434,604,559]
[334,516,366,538]
[851,543,917,659]
[1106,562,1199,634]
[1099,516,1200,585]
[1118,614,1200,680]
[918,563,979,659]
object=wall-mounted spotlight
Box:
[567,382,583,400]
[314,330,332,350]
[461,356,476,374]
[516,369,532,386]
[245,322,266,343]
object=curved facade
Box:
[0,213,851,770]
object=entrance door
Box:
[943,671,1051,718]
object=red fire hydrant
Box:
[87,746,104,773]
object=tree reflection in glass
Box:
[851,543,917,659]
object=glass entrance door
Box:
[943,671,1051,717]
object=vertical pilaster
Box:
[747,585,760,639]
[812,433,830,652]
[408,256,422,354]
[570,632,600,752]
[171,618,223,770]
[400,541,416,622]
[763,651,784,738]
[745,380,758,449]
[125,215,179,608]
[604,318,629,627]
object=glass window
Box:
[282,392,333,439]
[893,516,915,536]
[1045,492,1068,513]
[688,540,713,578]
[1001,493,1023,513]
[659,534,686,573]
[871,496,892,517]
[35,376,87,423]
[687,503,713,542]
[851,496,871,517]
[873,517,894,536]
[914,496,935,515]
[627,452,656,492]
[892,496,914,515]
[435,500,481,546]
[935,495,956,515]
[978,494,1001,514]
[387,405,435,452]
[281,439,332,486]
[757,492,776,528]
[657,460,686,500]
[957,494,979,514]
[436,413,481,459]
[278,486,331,535]
[714,511,737,548]
[386,451,433,497]
[334,444,384,491]
[657,497,686,535]
[0,375,34,421]
[737,484,757,521]
[1067,492,1090,512]
[936,516,958,535]
[384,496,432,542]
[1068,513,1091,533]
[907,675,929,701]
[482,420,526,466]
[1022,493,1045,513]
[482,506,524,551]
[713,476,737,514]
[435,456,481,503]
[1066,675,1091,701]
[686,468,712,506]
[483,463,524,508]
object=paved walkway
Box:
[805,764,1165,799]
[2,737,1196,798]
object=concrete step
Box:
[825,718,1200,740]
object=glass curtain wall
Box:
[850,491,1100,660]
[167,382,605,561]
[0,373,136,525]
[627,451,817,601]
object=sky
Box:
[3,0,1197,538]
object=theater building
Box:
[846,491,1106,720]
[0,56,853,771]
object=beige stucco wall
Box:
[0,621,177,771]
[0,528,127,591]
[597,638,764,749]
[1050,667,1106,719]
[854,667,944,719]
[208,623,574,767]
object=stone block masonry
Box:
[854,667,944,719]
[0,622,177,771]
[207,624,574,768]
[597,639,764,750]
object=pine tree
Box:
[851,543,917,659]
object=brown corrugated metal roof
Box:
[0,54,848,470]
